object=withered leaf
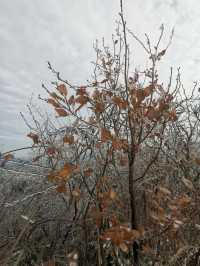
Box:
[135,89,145,104]
[47,147,56,156]
[168,109,177,121]
[84,168,93,177]
[63,135,74,144]
[112,138,128,151]
[47,98,60,108]
[4,153,14,161]
[76,87,87,95]
[120,156,128,166]
[101,128,112,142]
[75,95,88,105]
[141,244,152,254]
[112,96,128,109]
[27,132,39,144]
[47,171,57,181]
[58,163,75,180]
[146,107,160,121]
[177,195,191,207]
[143,85,154,97]
[56,84,68,96]
[94,102,105,113]
[56,184,66,193]
[119,243,129,253]
[72,188,81,198]
[109,189,117,200]
[195,158,200,165]
[55,108,68,117]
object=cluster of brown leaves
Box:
[147,185,193,237]
[101,225,141,253]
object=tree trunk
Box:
[129,158,139,265]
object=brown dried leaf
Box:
[119,243,129,253]
[27,132,39,144]
[75,95,88,105]
[56,84,68,96]
[58,163,75,180]
[112,138,128,151]
[195,158,200,165]
[146,107,160,121]
[158,100,169,112]
[169,109,177,121]
[101,128,112,142]
[4,153,14,161]
[47,98,60,108]
[56,184,66,193]
[177,195,191,207]
[136,89,145,103]
[84,168,93,177]
[63,135,74,144]
[76,86,87,96]
[109,189,117,200]
[47,171,56,181]
[47,147,56,156]
[94,102,105,113]
[72,188,81,198]
[141,244,152,254]
[112,96,128,109]
[120,156,128,166]
[55,108,68,117]
[143,85,154,97]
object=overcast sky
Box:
[1,0,200,156]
